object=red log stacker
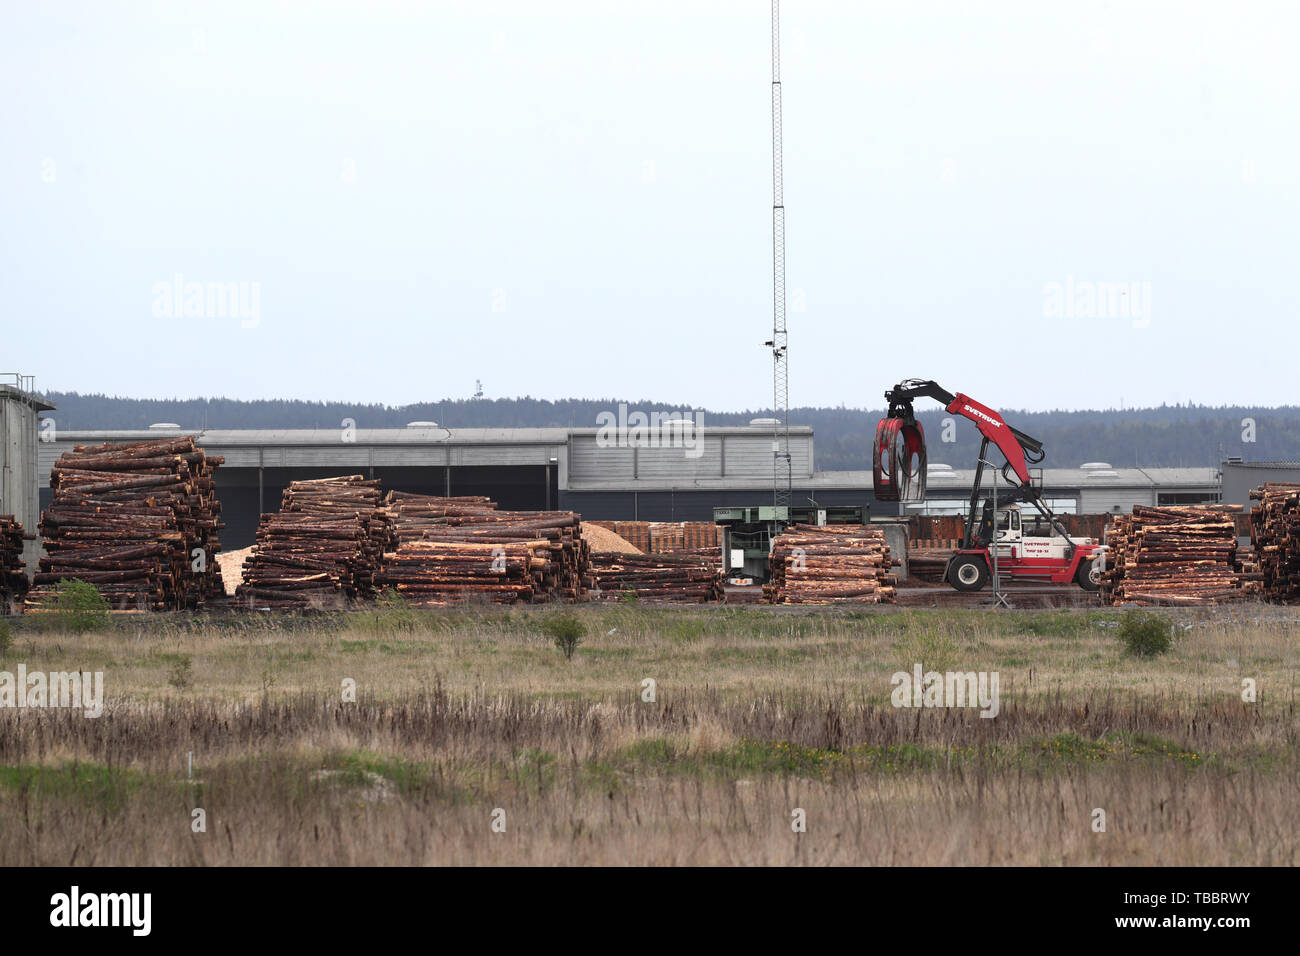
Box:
[873,379,1105,593]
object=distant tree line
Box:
[41,392,1299,471]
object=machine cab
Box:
[993,506,1021,559]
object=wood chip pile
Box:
[580,523,642,554]
[586,521,651,553]
[764,524,898,604]
[1101,505,1250,606]
[27,437,225,611]
[1249,483,1300,603]
[380,493,590,605]
[585,520,721,558]
[236,475,389,610]
[590,551,724,602]
[1,515,31,612]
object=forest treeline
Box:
[41,392,1297,470]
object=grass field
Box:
[1,603,1297,865]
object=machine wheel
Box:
[949,555,990,592]
[1076,558,1102,592]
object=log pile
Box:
[764,524,898,604]
[379,493,590,605]
[236,476,390,610]
[1249,483,1300,603]
[1,515,31,612]
[386,493,497,545]
[1101,505,1249,606]
[26,437,225,611]
[906,548,952,583]
[589,552,724,602]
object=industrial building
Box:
[33,422,1223,549]
[0,377,55,571]
[1220,460,1300,510]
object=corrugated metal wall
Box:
[1078,485,1154,513]
[1222,463,1300,508]
[0,393,45,572]
[567,432,813,481]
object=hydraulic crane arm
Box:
[875,378,1072,555]
[883,379,1044,486]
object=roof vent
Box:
[406,421,439,428]
[148,423,181,430]
[1085,470,1120,479]
[1080,461,1112,470]
[749,417,780,427]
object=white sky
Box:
[2,1,1296,412]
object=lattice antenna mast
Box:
[770,0,792,508]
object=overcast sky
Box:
[3,1,1296,414]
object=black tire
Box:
[949,555,990,592]
[1076,558,1102,592]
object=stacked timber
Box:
[26,437,225,611]
[589,552,724,602]
[1,515,31,612]
[386,493,497,545]
[380,493,590,605]
[282,477,391,597]
[1101,505,1247,606]
[764,524,898,604]
[1249,483,1300,603]
[649,522,686,552]
[649,521,723,558]
[236,476,390,610]
[907,548,952,583]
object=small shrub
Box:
[0,619,12,656]
[541,614,585,661]
[1117,610,1173,657]
[893,627,959,674]
[42,580,111,633]
[167,655,193,690]
[618,590,638,606]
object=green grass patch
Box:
[1029,731,1203,766]
[0,762,143,813]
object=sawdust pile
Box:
[580,523,642,555]
[215,546,254,596]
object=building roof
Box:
[0,384,56,412]
[915,464,1220,489]
[47,424,813,445]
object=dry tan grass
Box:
[0,604,1296,865]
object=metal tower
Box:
[769,0,792,508]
